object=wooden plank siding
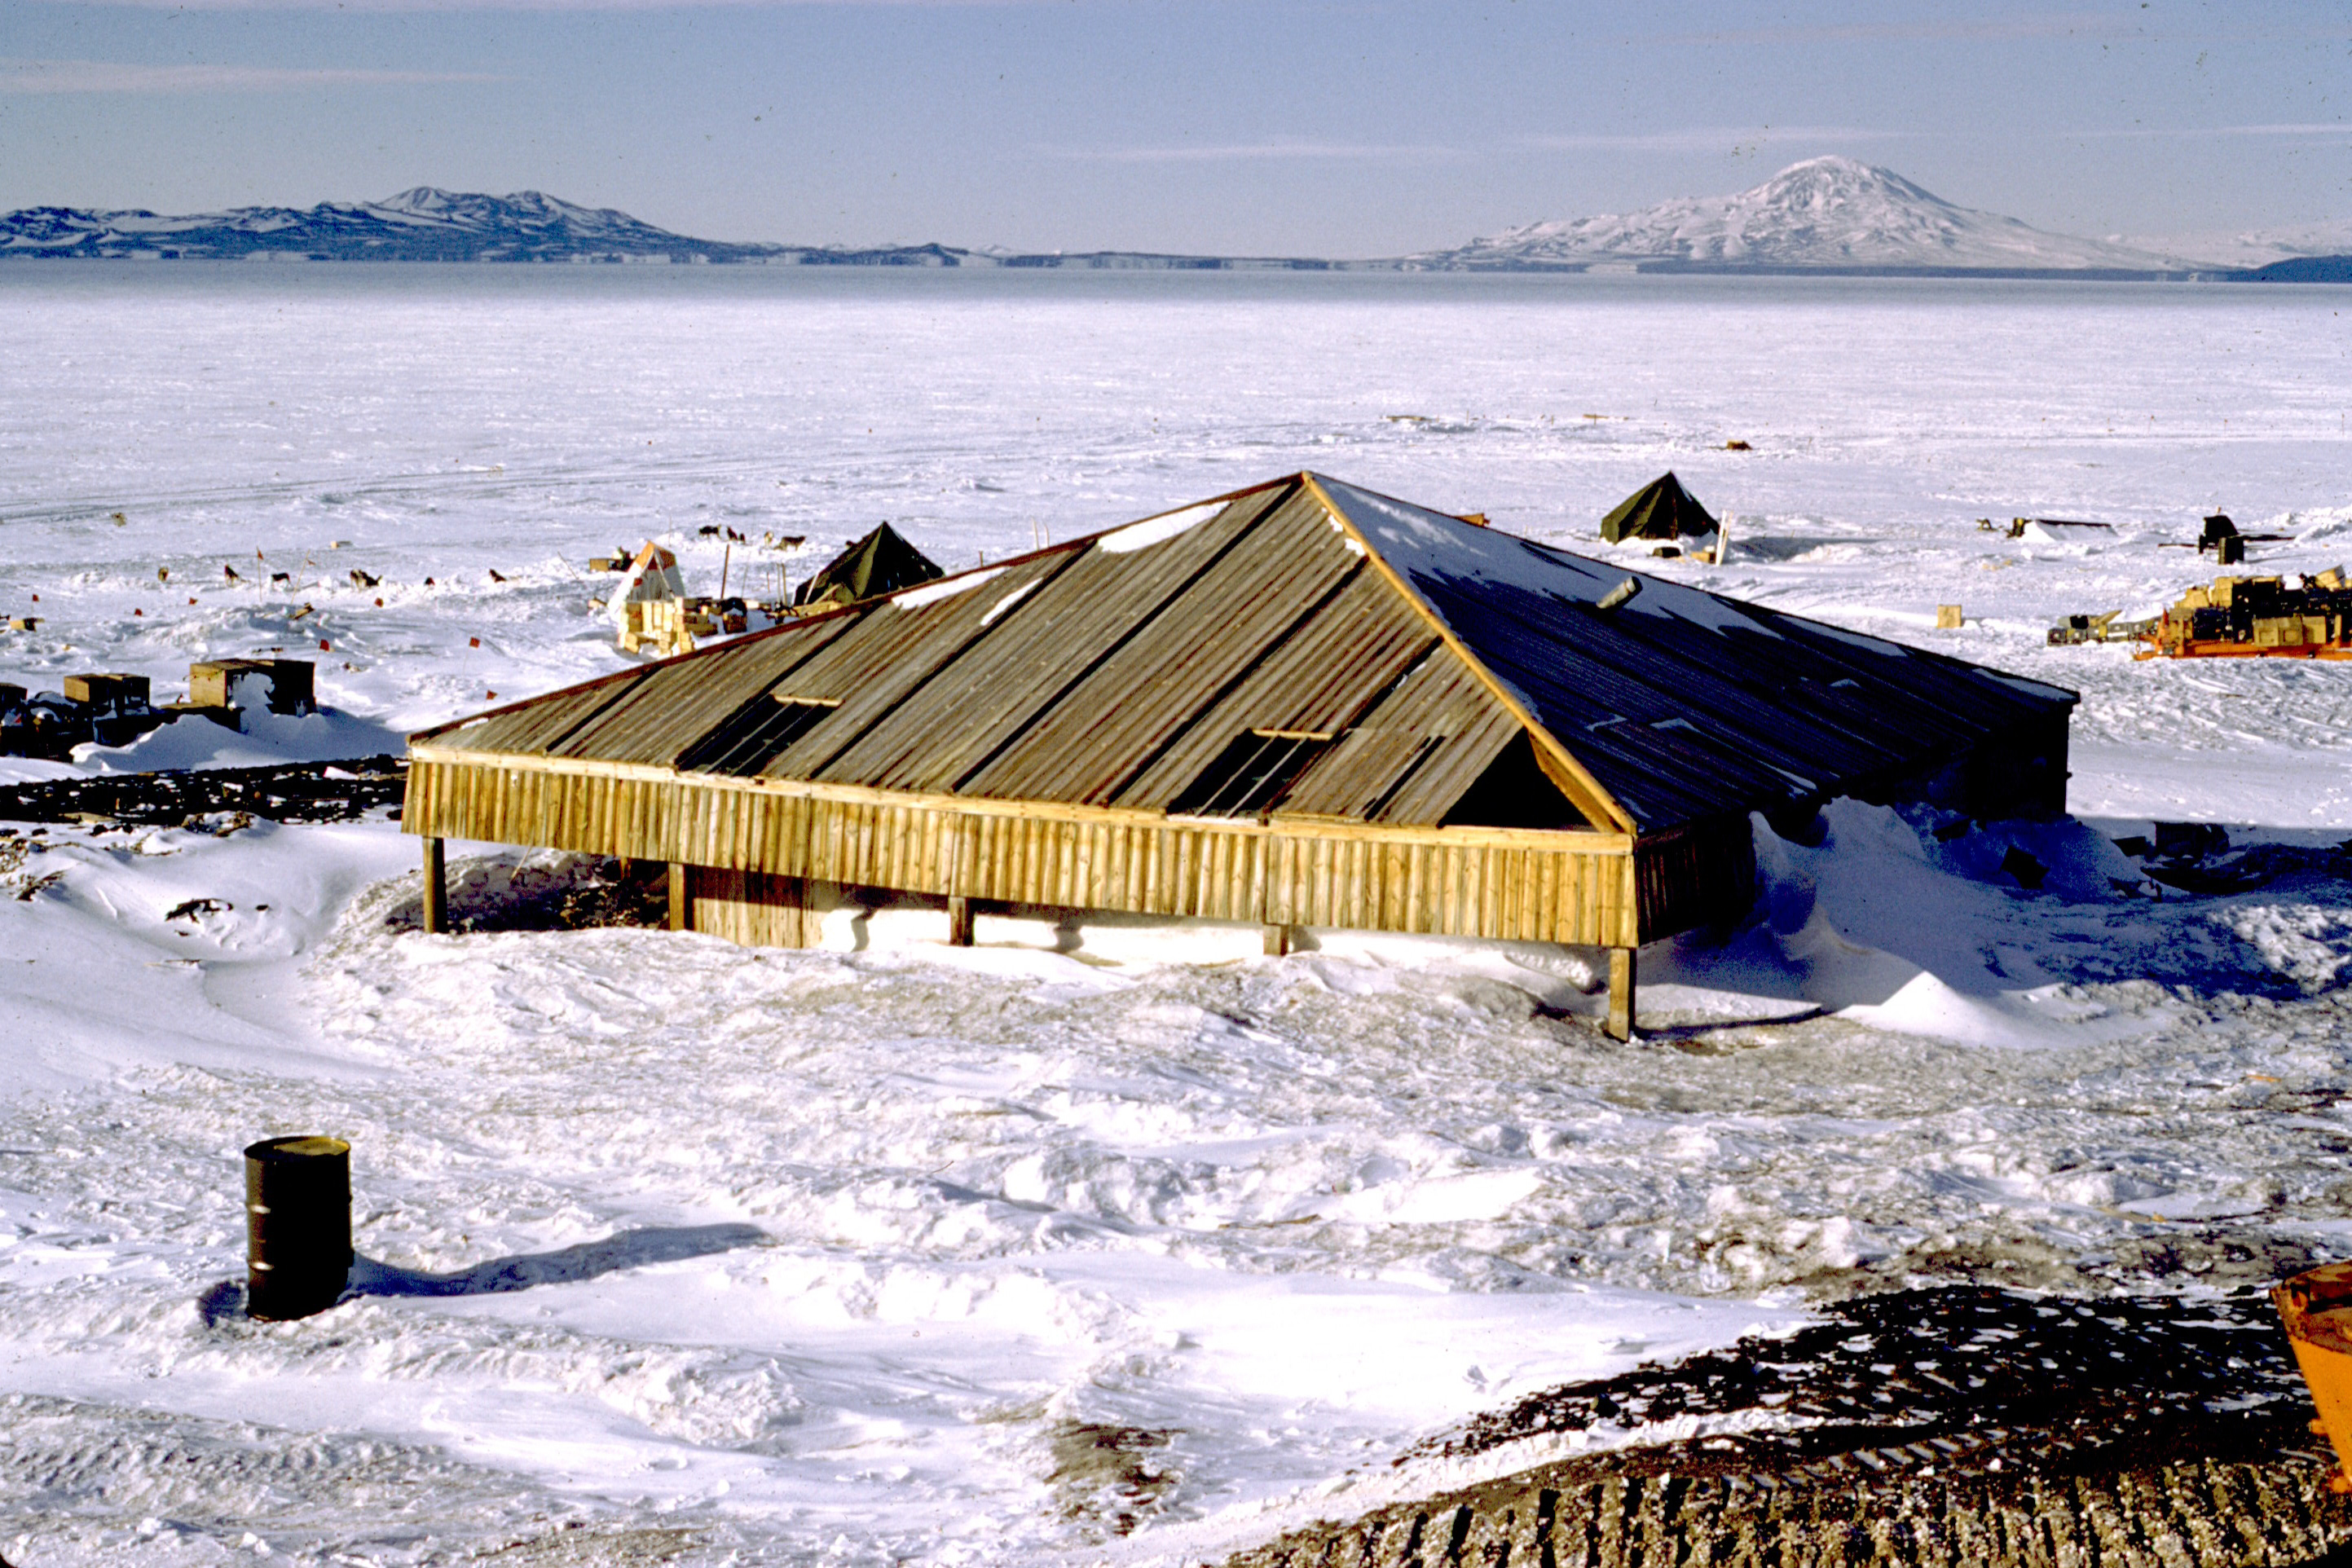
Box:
[403,747,1723,949]
[394,469,2081,964]
[685,869,831,949]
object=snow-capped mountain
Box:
[0,188,963,264]
[2117,219,2352,270]
[1416,156,2188,275]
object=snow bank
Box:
[74,706,405,773]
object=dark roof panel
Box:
[1274,645,1524,825]
[551,610,862,764]
[753,546,1086,779]
[1313,474,2074,830]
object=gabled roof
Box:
[416,473,2074,837]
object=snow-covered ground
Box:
[0,266,2348,1565]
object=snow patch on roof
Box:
[1097,500,1225,555]
[892,565,1003,610]
[980,579,1039,626]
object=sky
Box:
[0,1,2344,257]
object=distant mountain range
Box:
[3,161,2342,280]
[0,187,882,265]
[0,185,1296,268]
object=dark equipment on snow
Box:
[2163,513,2293,561]
[244,1134,353,1321]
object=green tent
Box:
[793,522,944,608]
[1600,472,1720,544]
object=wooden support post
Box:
[421,837,447,935]
[1263,923,1293,957]
[1605,946,1636,1040]
[667,862,689,933]
[946,896,975,947]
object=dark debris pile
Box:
[0,755,406,828]
[2140,839,2352,896]
[1418,1285,2313,1482]
[447,857,672,935]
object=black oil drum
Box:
[244,1135,352,1321]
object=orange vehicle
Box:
[2274,1262,2352,1491]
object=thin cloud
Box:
[2078,121,2352,139]
[0,58,507,91]
[26,0,1017,9]
[1654,15,2133,46]
[1041,141,1461,165]
[1524,127,1915,152]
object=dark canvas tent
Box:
[1601,472,1720,544]
[793,523,942,607]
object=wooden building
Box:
[404,473,2074,1036]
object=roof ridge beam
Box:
[1300,473,1637,835]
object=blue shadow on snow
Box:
[346,1222,768,1298]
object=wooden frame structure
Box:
[405,473,2073,1037]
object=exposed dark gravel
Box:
[1415,1284,2310,1482]
[1221,1287,2346,1567]
[0,755,406,827]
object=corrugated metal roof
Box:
[1309,474,2074,830]
[411,470,2074,836]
